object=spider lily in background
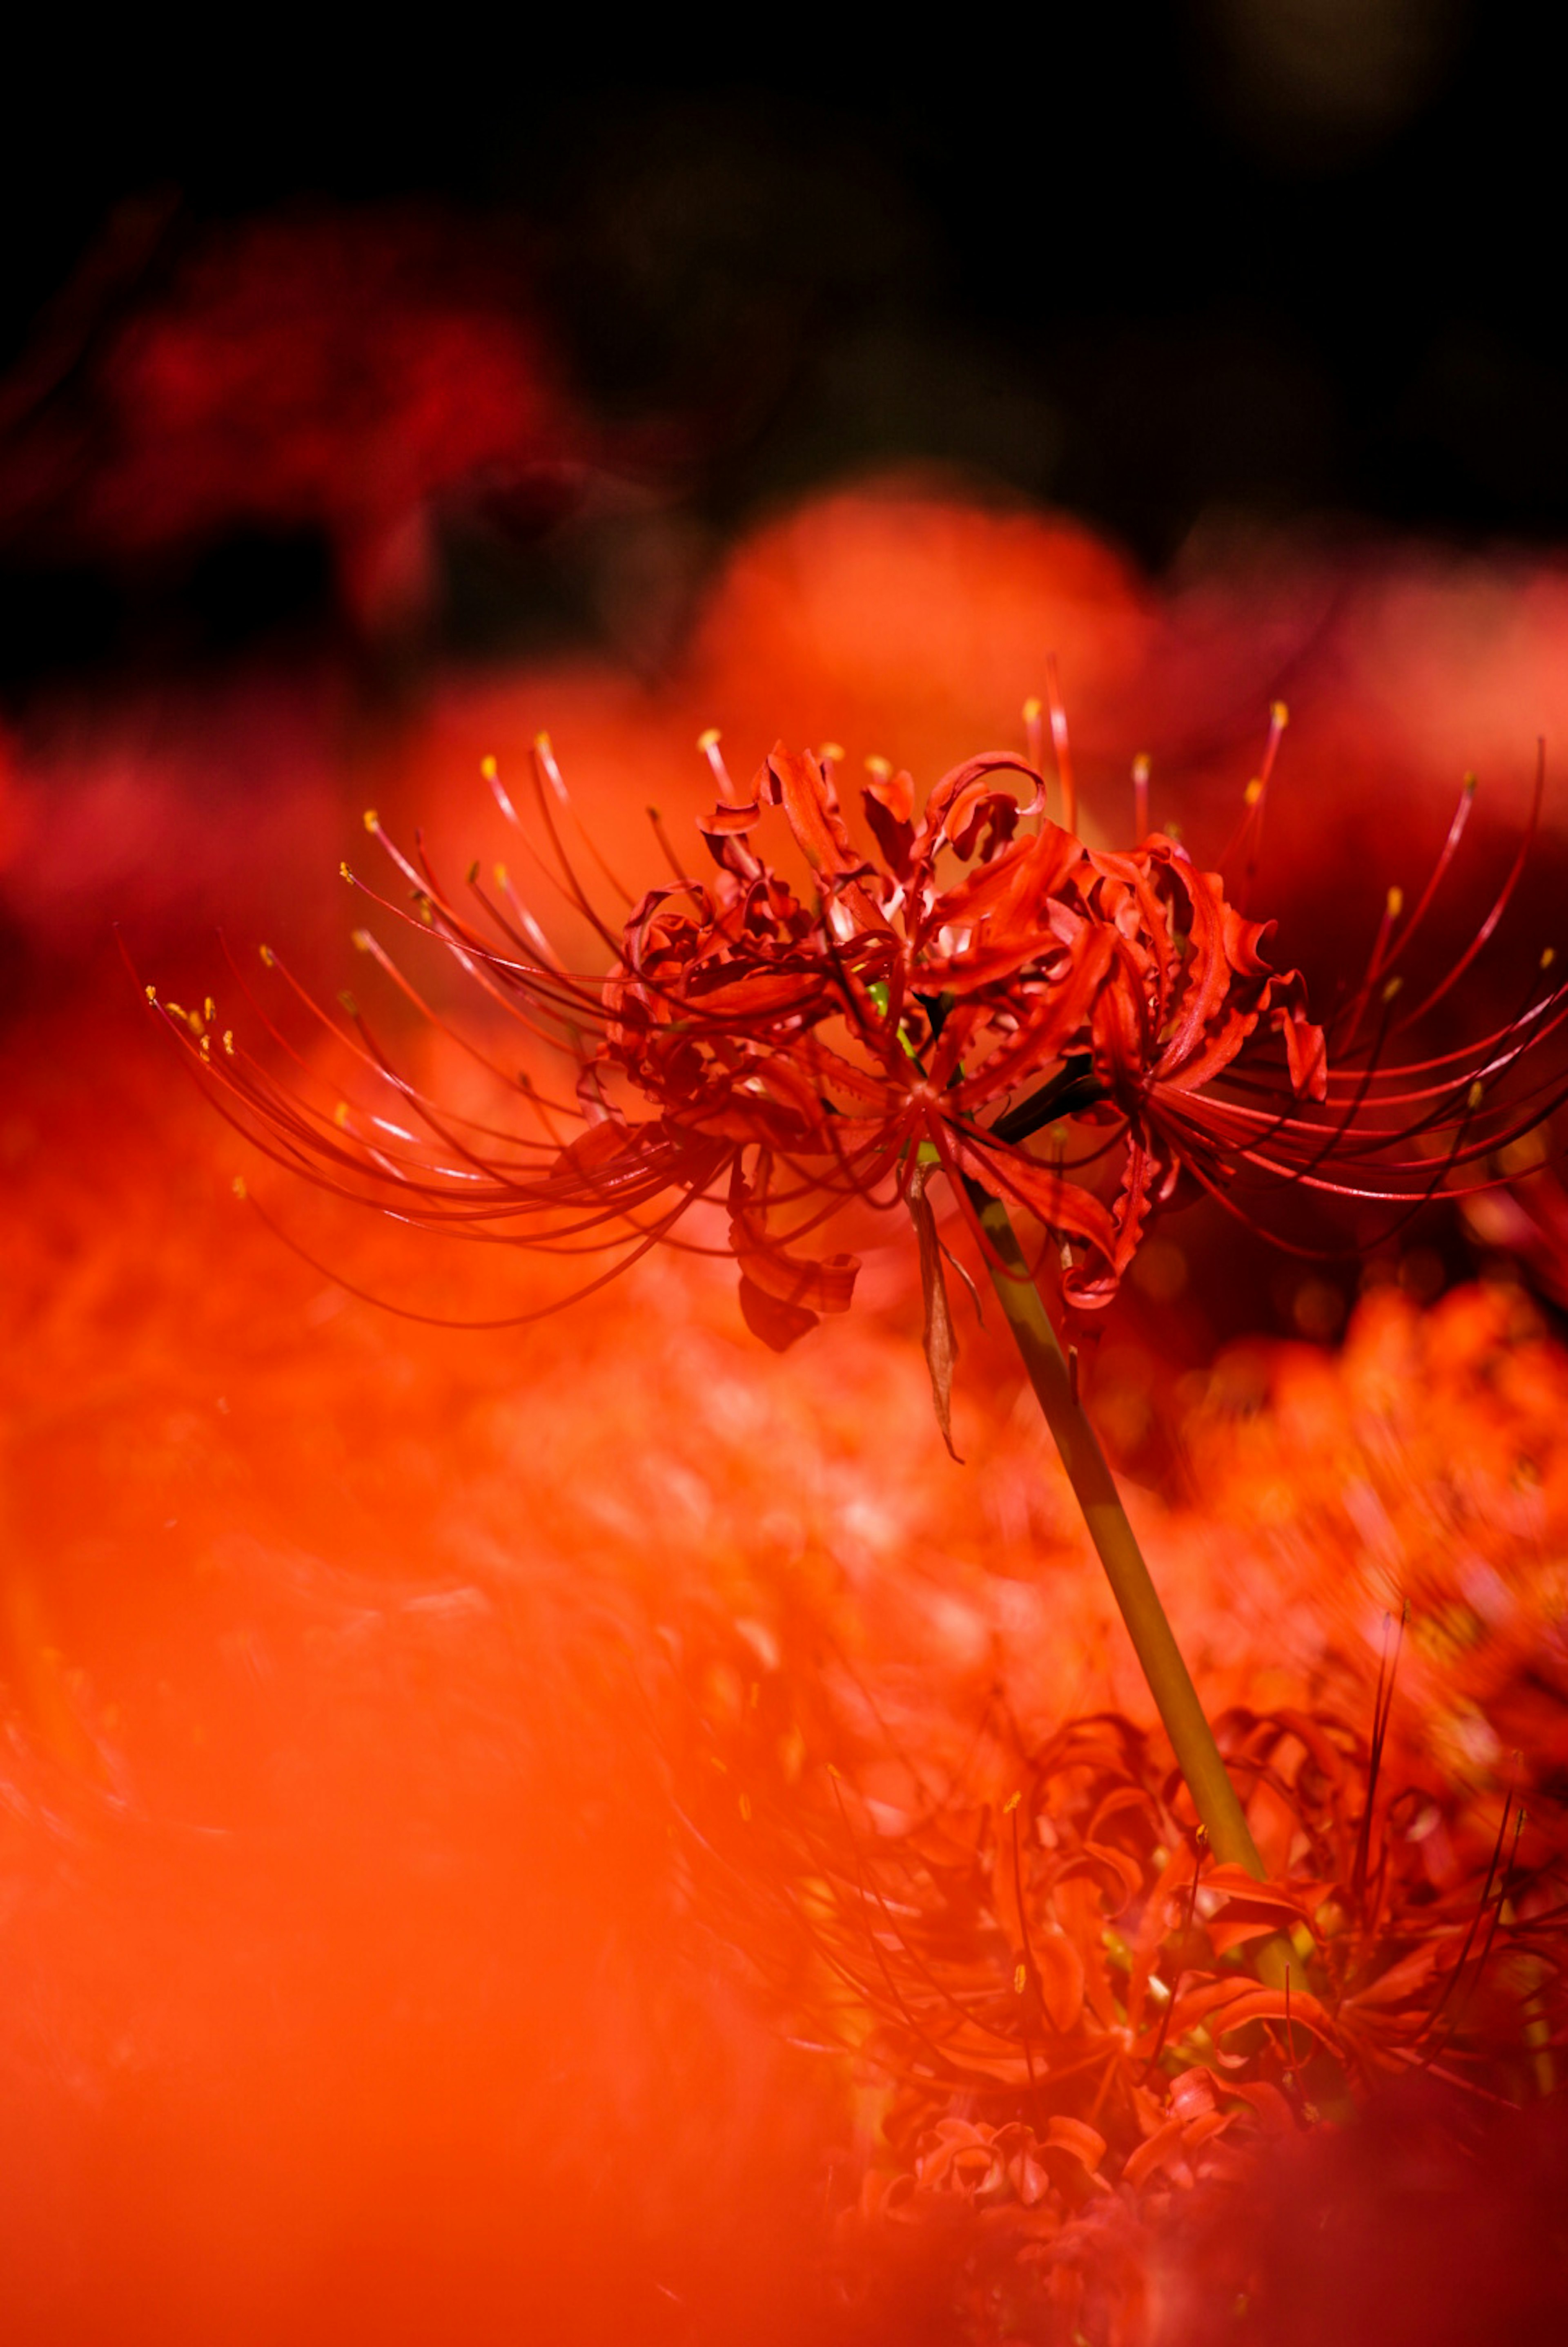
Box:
[151,688,1568,1889]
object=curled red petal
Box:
[736,1274,818,1350]
[862,766,915,877]
[759,744,887,932]
[728,1209,860,1317]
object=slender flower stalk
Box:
[154,701,1568,1882]
[966,1180,1267,1877]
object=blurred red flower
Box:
[0,203,584,632]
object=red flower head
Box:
[164,701,1567,1440]
[601,727,1331,1334]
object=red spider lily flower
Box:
[684,1585,1568,2344]
[161,713,1568,1451]
[604,732,1331,1329]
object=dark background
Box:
[0,2,1560,682]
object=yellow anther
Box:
[166,1002,186,1023]
[352,929,373,953]
[144,984,157,1005]
[738,1791,753,1823]
[334,1101,350,1127]
[199,1035,210,1058]
[204,999,216,1024]
[1542,946,1557,971]
[1132,754,1151,782]
[1467,1079,1485,1110]
[1382,975,1403,1003]
[495,863,508,888]
[260,945,275,966]
[363,808,379,832]
[818,742,844,764]
[1002,1789,1022,1814]
[1386,885,1404,920]
[1271,700,1290,727]
[223,1031,234,1055]
[1022,695,1042,723]
[696,727,722,753]
[1244,777,1263,807]
[340,860,353,882]
[232,1176,248,1201]
[533,730,552,753]
[1014,1963,1027,1995]
[480,754,498,780]
[1463,770,1478,795]
[864,754,892,780]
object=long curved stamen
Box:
[1044,658,1076,837]
[1387,738,1546,1035]
[235,1176,709,1328]
[1363,772,1478,995]
[1215,699,1288,898]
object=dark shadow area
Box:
[0,8,1561,685]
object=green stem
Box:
[967,1182,1267,1883]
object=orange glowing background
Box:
[5,458,1568,2334]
